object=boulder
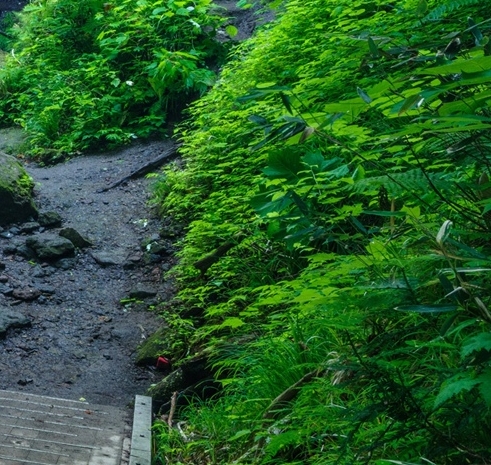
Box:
[148,355,218,413]
[0,152,38,226]
[26,234,75,260]
[0,306,31,337]
[59,227,92,248]
[38,211,62,228]
[135,327,171,366]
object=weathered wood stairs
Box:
[0,390,152,465]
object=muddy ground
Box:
[0,139,178,407]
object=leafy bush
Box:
[0,0,226,162]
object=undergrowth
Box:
[0,0,229,162]
[150,0,491,463]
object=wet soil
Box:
[0,139,178,407]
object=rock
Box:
[148,356,217,413]
[18,378,34,386]
[129,286,158,299]
[144,240,174,256]
[38,211,62,228]
[0,283,13,296]
[0,306,31,337]
[12,287,41,301]
[0,152,38,226]
[2,244,17,254]
[25,234,75,260]
[16,244,37,259]
[59,227,92,248]
[123,251,142,269]
[90,251,123,267]
[54,258,77,270]
[135,327,171,366]
[36,284,56,295]
[19,222,40,234]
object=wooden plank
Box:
[129,395,152,465]
[0,390,128,465]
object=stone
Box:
[19,222,40,234]
[0,283,13,296]
[90,251,123,266]
[0,152,38,226]
[38,211,62,228]
[16,244,37,259]
[123,251,143,269]
[54,258,77,270]
[12,287,41,301]
[59,227,92,248]
[135,327,171,366]
[0,306,31,337]
[25,233,75,260]
[2,244,17,254]
[129,286,158,299]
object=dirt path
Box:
[0,140,176,407]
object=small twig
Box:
[262,369,320,423]
[168,391,178,429]
[97,143,180,193]
[177,421,188,441]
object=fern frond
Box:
[352,169,449,198]
[423,0,482,23]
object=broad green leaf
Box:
[263,150,302,180]
[435,374,480,407]
[225,25,238,37]
[477,368,491,406]
[228,430,251,441]
[461,333,491,357]
[368,37,380,59]
[420,56,491,76]
[362,210,406,217]
[351,164,365,181]
[357,86,373,104]
[397,94,424,115]
[279,92,293,114]
[415,0,427,16]
[219,317,245,329]
[394,304,458,313]
[468,17,483,45]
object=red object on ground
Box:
[156,356,171,371]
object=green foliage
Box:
[150,0,491,463]
[0,0,226,161]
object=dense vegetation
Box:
[2,0,491,463]
[150,0,491,463]
[0,0,228,162]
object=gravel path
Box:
[0,140,176,407]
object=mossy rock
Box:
[0,152,38,226]
[148,356,217,413]
[0,127,28,154]
[135,326,171,366]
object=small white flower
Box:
[125,80,134,86]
